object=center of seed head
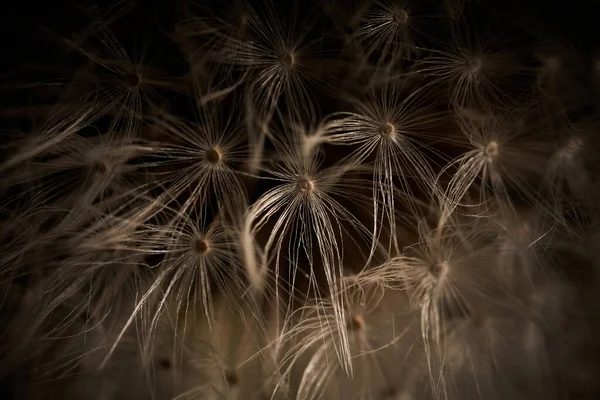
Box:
[224,367,239,386]
[379,122,395,138]
[467,56,482,73]
[158,357,172,369]
[393,10,409,25]
[297,177,314,194]
[484,141,498,158]
[93,159,112,175]
[429,261,447,279]
[124,72,142,87]
[346,315,364,331]
[205,148,222,164]
[192,237,210,255]
[281,52,296,68]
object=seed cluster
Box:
[1,1,600,399]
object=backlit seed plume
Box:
[353,0,441,69]
[277,272,420,398]
[391,214,513,398]
[413,14,529,110]
[148,102,249,221]
[436,109,551,223]
[213,0,329,124]
[242,120,373,364]
[326,80,443,255]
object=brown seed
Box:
[297,177,314,194]
[193,237,210,255]
[429,261,446,278]
[205,148,222,164]
[124,72,141,87]
[225,367,239,386]
[484,141,498,158]
[93,160,111,175]
[393,10,409,25]
[346,315,364,331]
[281,52,295,68]
[379,122,395,137]
[467,57,482,73]
[158,357,172,369]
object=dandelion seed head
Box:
[192,236,211,255]
[484,141,499,158]
[393,10,409,25]
[225,367,240,386]
[429,260,448,279]
[466,56,483,74]
[123,72,142,87]
[280,51,296,69]
[346,314,365,331]
[5,4,598,399]
[205,147,223,164]
[92,159,113,175]
[297,176,315,194]
[379,122,396,139]
[158,357,172,369]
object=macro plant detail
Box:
[1,0,600,399]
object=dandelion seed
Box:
[543,125,600,207]
[1,132,157,212]
[186,301,279,399]
[428,260,448,280]
[413,20,529,109]
[148,206,250,337]
[393,10,409,25]
[46,23,185,138]
[212,0,331,126]
[326,81,443,255]
[437,109,552,222]
[192,236,211,255]
[353,0,440,68]
[204,147,223,164]
[148,104,248,221]
[278,274,418,399]
[243,120,374,371]
[224,367,240,386]
[296,177,314,194]
[392,215,509,399]
[346,314,365,331]
[281,51,296,69]
[2,2,598,399]
[443,306,549,400]
[0,100,101,173]
[379,122,395,137]
[529,31,585,111]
